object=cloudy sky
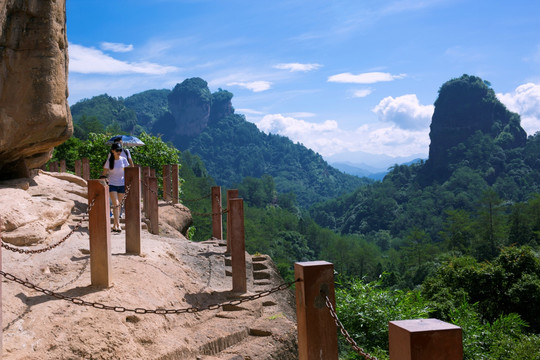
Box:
[67,0,540,168]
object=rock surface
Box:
[0,173,298,359]
[0,0,72,179]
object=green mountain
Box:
[311,75,540,253]
[70,78,370,207]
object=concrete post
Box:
[163,164,171,202]
[171,164,179,204]
[88,180,112,287]
[388,319,463,360]
[142,166,150,217]
[211,186,223,239]
[125,167,141,255]
[295,261,338,360]
[226,189,239,253]
[82,157,90,180]
[59,159,66,173]
[147,176,159,235]
[230,198,246,293]
[75,159,82,177]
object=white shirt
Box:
[104,156,130,186]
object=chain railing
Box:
[0,269,299,315]
[111,182,132,210]
[143,181,226,217]
[1,197,97,255]
[323,294,378,360]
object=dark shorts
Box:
[109,185,125,193]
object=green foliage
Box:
[71,94,137,138]
[422,246,540,332]
[51,137,84,171]
[187,114,370,207]
[335,278,431,358]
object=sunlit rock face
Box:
[0,0,72,179]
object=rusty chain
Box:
[1,197,97,255]
[111,183,131,210]
[0,269,299,315]
[143,181,226,217]
[323,294,378,360]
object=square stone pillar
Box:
[389,319,463,360]
[125,167,141,255]
[88,180,112,287]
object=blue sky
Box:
[67,0,540,169]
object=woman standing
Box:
[101,143,130,233]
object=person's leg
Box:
[118,192,125,221]
[110,191,120,231]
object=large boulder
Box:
[0,0,72,179]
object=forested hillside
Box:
[70,78,370,207]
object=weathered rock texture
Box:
[0,0,72,179]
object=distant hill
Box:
[70,78,370,207]
[330,162,387,181]
[311,75,540,244]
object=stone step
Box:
[253,271,271,280]
[252,262,268,271]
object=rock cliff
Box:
[0,0,72,179]
[426,74,527,180]
[168,78,213,137]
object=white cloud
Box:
[236,108,264,115]
[69,43,179,75]
[372,94,434,130]
[352,89,372,98]
[273,63,322,72]
[253,113,429,158]
[328,71,406,84]
[497,83,540,135]
[100,42,134,53]
[227,81,272,92]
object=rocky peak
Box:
[0,0,72,179]
[426,74,527,180]
[168,77,212,136]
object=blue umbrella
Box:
[105,135,145,147]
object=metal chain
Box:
[111,183,131,210]
[1,197,97,255]
[143,181,226,217]
[0,269,299,315]
[323,294,378,360]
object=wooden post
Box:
[230,198,246,293]
[163,164,171,202]
[295,261,338,360]
[226,189,239,253]
[125,167,141,255]
[75,159,82,177]
[82,157,90,180]
[150,168,156,178]
[59,159,66,172]
[211,186,222,239]
[88,180,112,287]
[49,161,58,172]
[147,176,159,235]
[142,166,150,217]
[171,164,179,204]
[389,319,463,360]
